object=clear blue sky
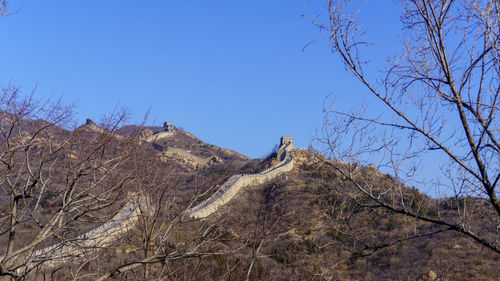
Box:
[0,0,402,158]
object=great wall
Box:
[141,122,224,167]
[144,121,175,142]
[25,121,295,269]
[185,136,295,219]
[0,194,150,273]
[85,120,295,221]
[13,194,152,271]
[162,147,222,167]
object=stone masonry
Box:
[164,121,175,132]
[186,137,295,219]
[145,121,176,142]
[277,136,294,160]
[19,136,295,270]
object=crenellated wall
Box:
[143,121,176,142]
[145,131,174,142]
[84,118,125,140]
[163,147,220,166]
[10,136,295,272]
[186,138,294,219]
[277,136,294,160]
[20,193,151,270]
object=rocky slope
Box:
[0,117,498,281]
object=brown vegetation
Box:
[0,89,498,279]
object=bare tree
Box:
[244,184,288,281]
[0,1,8,17]
[0,1,18,18]
[0,85,231,280]
[311,0,499,254]
[0,83,140,279]
[89,149,232,281]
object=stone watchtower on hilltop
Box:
[277,136,294,160]
[280,136,294,148]
[163,122,175,132]
[86,118,96,126]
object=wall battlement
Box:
[186,137,295,219]
[14,193,152,271]
[163,147,221,167]
[163,121,175,132]
[12,135,296,271]
[277,136,294,160]
[142,121,176,142]
[280,136,294,148]
[84,118,125,140]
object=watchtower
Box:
[163,122,175,132]
[277,136,294,160]
[86,118,97,127]
[280,136,294,148]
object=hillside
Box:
[0,115,498,280]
